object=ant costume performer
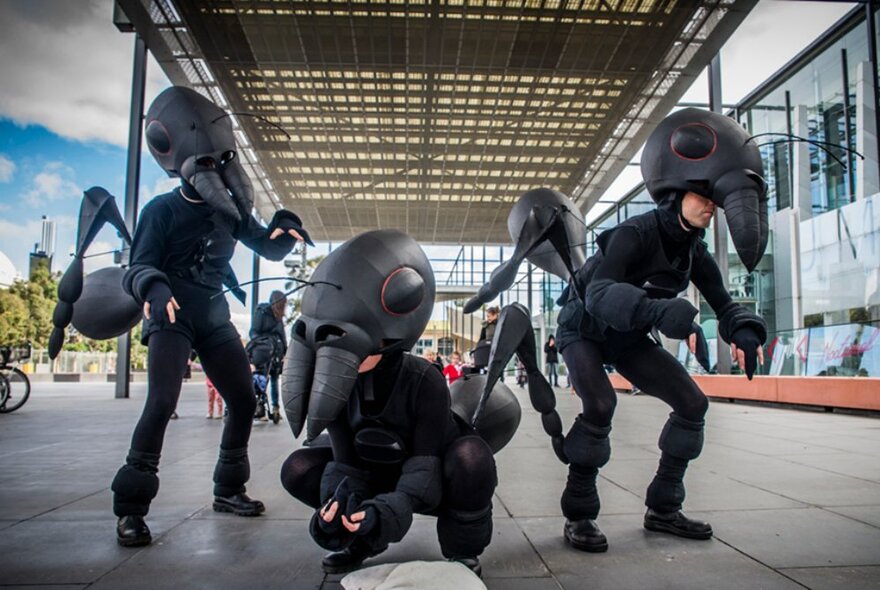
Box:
[465,109,769,552]
[279,230,510,576]
[54,86,313,547]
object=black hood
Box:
[145,86,253,221]
[641,108,768,272]
[282,230,436,440]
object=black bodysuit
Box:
[557,208,732,361]
[124,188,295,349]
[280,352,497,560]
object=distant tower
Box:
[40,216,56,258]
[29,215,56,278]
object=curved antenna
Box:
[747,132,864,170]
[210,276,342,300]
[211,112,292,140]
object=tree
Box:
[1,266,57,347]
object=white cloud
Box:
[0,0,170,147]
[80,240,116,274]
[25,162,81,206]
[0,154,15,182]
[140,175,179,199]
[0,217,42,240]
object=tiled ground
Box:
[1,380,878,589]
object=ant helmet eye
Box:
[145,120,171,155]
[670,122,717,161]
[381,267,425,316]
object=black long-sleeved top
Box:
[123,188,296,303]
[326,352,458,468]
[557,208,736,350]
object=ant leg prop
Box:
[471,303,568,464]
[49,187,132,359]
[463,207,561,314]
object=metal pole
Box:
[866,0,880,186]
[709,53,732,375]
[785,90,794,208]
[115,34,147,399]
[842,48,854,203]
[527,263,533,312]
[251,251,261,318]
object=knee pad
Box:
[437,504,493,559]
[560,464,600,521]
[658,413,704,460]
[213,447,250,496]
[112,451,161,517]
[564,416,611,469]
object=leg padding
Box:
[657,413,704,460]
[437,504,493,558]
[213,447,250,497]
[112,450,160,517]
[563,416,611,468]
[561,464,600,521]
[646,413,705,513]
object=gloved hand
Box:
[317,476,364,536]
[729,326,764,380]
[269,210,314,245]
[642,298,698,340]
[143,281,179,327]
[343,504,379,537]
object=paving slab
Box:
[780,565,880,590]
[0,381,877,589]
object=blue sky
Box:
[0,0,857,330]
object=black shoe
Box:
[563,518,608,552]
[213,493,266,516]
[644,509,712,540]
[116,515,151,547]
[449,556,482,577]
[322,543,380,574]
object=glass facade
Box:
[738,13,870,215]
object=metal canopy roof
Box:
[120,0,756,244]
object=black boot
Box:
[448,556,482,577]
[116,515,151,547]
[213,492,266,516]
[644,508,712,540]
[563,518,608,552]
[321,540,382,574]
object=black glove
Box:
[730,326,762,380]
[145,281,174,328]
[643,298,698,340]
[317,476,364,536]
[348,504,379,537]
[270,210,314,246]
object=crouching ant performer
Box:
[465,108,770,553]
[111,86,312,547]
[560,109,769,550]
[279,230,499,576]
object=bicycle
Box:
[0,343,32,413]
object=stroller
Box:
[246,336,281,424]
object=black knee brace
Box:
[646,413,704,513]
[112,450,160,517]
[560,416,611,521]
[658,413,704,460]
[213,447,250,497]
[437,504,493,559]
[563,416,611,469]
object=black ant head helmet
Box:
[144,86,253,220]
[508,188,586,280]
[641,108,769,272]
[282,230,436,440]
